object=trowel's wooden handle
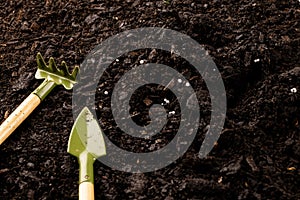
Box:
[0,93,41,145]
[79,182,94,200]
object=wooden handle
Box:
[79,182,94,200]
[0,93,41,145]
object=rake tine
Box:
[49,57,58,73]
[71,65,79,80]
[60,61,70,77]
[36,53,48,70]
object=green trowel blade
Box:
[67,107,106,159]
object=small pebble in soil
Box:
[254,58,260,63]
[104,91,109,95]
[139,60,145,64]
[155,139,162,143]
[27,162,35,168]
[169,111,175,115]
[0,168,9,174]
[287,167,296,171]
[178,78,182,83]
[185,82,190,87]
[218,176,223,183]
[290,88,297,93]
[164,98,170,104]
[11,71,18,77]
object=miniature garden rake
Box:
[0,53,79,145]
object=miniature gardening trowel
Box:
[68,107,106,200]
[0,53,79,145]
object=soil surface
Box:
[0,0,299,199]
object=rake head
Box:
[35,53,79,90]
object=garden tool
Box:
[68,107,106,200]
[0,53,79,145]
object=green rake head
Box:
[35,53,79,90]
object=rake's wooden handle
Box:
[0,93,41,145]
[79,182,94,200]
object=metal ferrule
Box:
[79,151,95,184]
[32,80,57,100]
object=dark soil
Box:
[0,0,299,199]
